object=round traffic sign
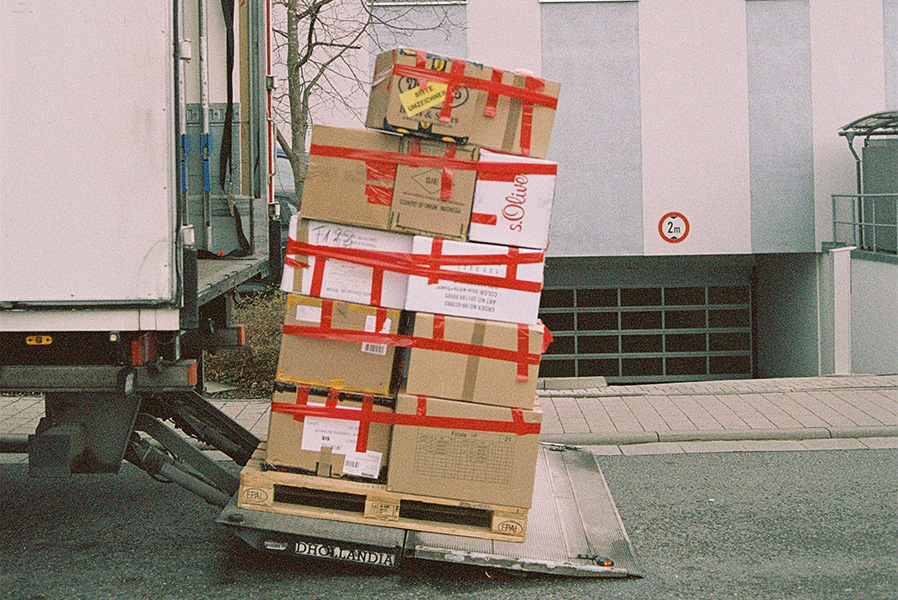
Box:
[659,212,689,243]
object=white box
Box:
[281,216,413,309]
[404,236,545,325]
[469,149,557,250]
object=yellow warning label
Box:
[399,82,448,116]
[25,335,53,346]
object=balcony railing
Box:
[832,193,898,255]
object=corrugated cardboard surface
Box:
[280,216,412,310]
[366,48,560,160]
[276,294,403,395]
[404,236,544,324]
[300,124,478,240]
[386,394,542,508]
[301,125,398,231]
[404,313,544,409]
[468,149,556,250]
[391,137,478,240]
[266,385,393,480]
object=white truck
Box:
[0,1,635,577]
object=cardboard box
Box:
[300,124,479,240]
[276,294,405,395]
[366,48,561,160]
[468,149,557,250]
[404,236,545,325]
[404,313,546,409]
[281,216,412,310]
[267,383,393,481]
[386,394,542,508]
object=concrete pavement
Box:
[2,375,896,462]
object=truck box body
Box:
[0,0,271,332]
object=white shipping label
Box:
[295,304,323,324]
[300,406,361,454]
[361,315,391,355]
[341,451,383,479]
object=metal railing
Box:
[832,193,898,254]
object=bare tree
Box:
[271,0,462,206]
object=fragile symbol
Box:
[659,212,690,243]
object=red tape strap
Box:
[391,63,557,110]
[271,397,541,436]
[281,323,544,380]
[311,144,557,180]
[285,238,544,294]
[470,212,498,226]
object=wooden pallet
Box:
[238,443,528,542]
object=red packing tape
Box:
[391,58,556,156]
[281,318,547,381]
[271,395,541,436]
[391,62,557,110]
[310,143,557,180]
[285,237,545,299]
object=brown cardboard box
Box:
[280,216,413,310]
[386,393,542,508]
[267,383,393,480]
[366,48,561,160]
[276,294,404,395]
[301,124,479,240]
[404,313,546,409]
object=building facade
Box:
[305,0,898,382]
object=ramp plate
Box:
[218,446,639,577]
[405,446,639,577]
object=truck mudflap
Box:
[217,446,640,578]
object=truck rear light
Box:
[187,360,198,386]
[131,333,158,366]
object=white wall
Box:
[638,0,752,256]
[809,0,886,249]
[467,0,541,74]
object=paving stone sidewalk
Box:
[2,375,896,459]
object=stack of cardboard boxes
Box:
[264,48,561,525]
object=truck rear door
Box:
[0,0,177,307]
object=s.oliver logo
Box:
[501,175,529,231]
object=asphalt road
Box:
[1,448,896,600]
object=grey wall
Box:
[754,253,820,378]
[851,255,898,375]
[370,5,467,63]
[746,0,815,253]
[817,250,836,375]
[544,255,754,289]
[541,2,643,257]
[886,0,898,110]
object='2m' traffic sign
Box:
[659,212,689,243]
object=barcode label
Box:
[342,451,382,479]
[362,342,388,356]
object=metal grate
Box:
[539,285,753,383]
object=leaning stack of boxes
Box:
[255,48,561,538]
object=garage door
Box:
[539,285,753,383]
